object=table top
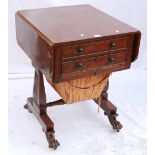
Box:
[17,4,138,44]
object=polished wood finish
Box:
[94,81,122,131]
[15,4,141,83]
[62,50,130,74]
[46,99,66,107]
[15,13,54,80]
[62,36,130,58]
[24,68,60,149]
[15,4,141,149]
[16,4,139,44]
[61,62,131,82]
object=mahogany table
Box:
[15,4,141,149]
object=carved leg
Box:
[45,130,60,149]
[24,68,60,149]
[106,114,123,132]
[94,80,123,132]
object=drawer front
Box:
[62,37,131,58]
[62,51,131,74]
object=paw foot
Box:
[108,115,123,132]
[45,131,60,150]
[112,120,123,132]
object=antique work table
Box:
[15,4,141,149]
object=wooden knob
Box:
[77,47,84,54]
[75,63,83,69]
[109,42,116,49]
[108,57,115,64]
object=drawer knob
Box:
[109,42,116,49]
[75,63,83,69]
[77,47,84,54]
[108,57,115,64]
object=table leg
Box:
[94,80,123,132]
[24,68,60,149]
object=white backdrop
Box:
[8,1,147,154]
[8,0,146,74]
